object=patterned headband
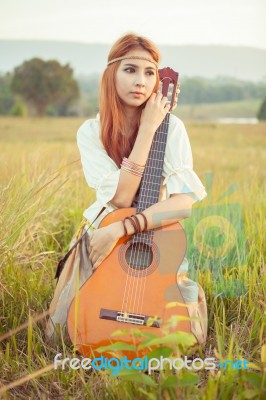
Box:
[107,55,158,68]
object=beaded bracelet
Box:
[120,157,145,178]
[122,157,145,170]
[121,165,143,177]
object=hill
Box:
[1,40,266,81]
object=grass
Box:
[0,116,265,399]
[175,99,262,120]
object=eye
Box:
[124,67,135,73]
[146,70,155,76]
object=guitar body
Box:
[67,207,190,359]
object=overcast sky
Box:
[1,0,265,49]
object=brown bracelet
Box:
[137,212,148,231]
[122,220,128,236]
[131,215,141,234]
[124,216,137,235]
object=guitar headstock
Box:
[158,67,180,111]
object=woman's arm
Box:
[113,193,194,236]
[89,193,195,269]
[110,92,170,208]
[109,125,155,208]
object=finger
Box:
[161,95,168,105]
[89,250,97,264]
[155,90,163,102]
[93,261,99,270]
[164,102,171,110]
[92,253,98,265]
[92,256,104,271]
[148,92,157,103]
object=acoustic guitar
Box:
[67,68,191,359]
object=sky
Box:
[0,0,265,49]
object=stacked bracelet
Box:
[137,212,148,231]
[120,157,145,178]
[122,213,148,236]
[131,215,141,233]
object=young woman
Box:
[46,33,208,345]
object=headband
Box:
[107,55,158,68]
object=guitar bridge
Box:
[117,311,145,325]
[99,308,161,328]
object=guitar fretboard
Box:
[132,112,170,246]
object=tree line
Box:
[0,57,266,119]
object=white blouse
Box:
[77,113,207,228]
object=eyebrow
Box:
[123,63,155,70]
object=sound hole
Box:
[125,242,153,271]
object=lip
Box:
[131,92,144,98]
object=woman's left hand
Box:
[88,222,124,270]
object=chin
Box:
[129,99,146,106]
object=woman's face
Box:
[115,49,157,112]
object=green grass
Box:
[0,117,265,399]
[175,99,261,120]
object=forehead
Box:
[119,49,156,68]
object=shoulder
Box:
[164,114,192,165]
[167,114,188,143]
[77,115,101,147]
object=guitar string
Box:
[122,115,169,319]
[120,113,170,320]
[119,79,176,320]
[118,143,157,318]
[129,117,168,317]
[130,115,170,318]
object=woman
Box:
[46,33,208,345]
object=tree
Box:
[257,98,266,121]
[0,73,15,115]
[11,58,79,116]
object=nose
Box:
[135,72,145,87]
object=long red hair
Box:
[99,33,160,167]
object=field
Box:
[0,116,265,399]
[173,99,262,120]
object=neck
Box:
[123,106,139,137]
[124,105,138,121]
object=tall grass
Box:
[0,117,265,399]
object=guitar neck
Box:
[136,112,170,213]
[132,112,170,246]
[132,66,179,246]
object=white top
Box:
[77,113,207,229]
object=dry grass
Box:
[0,116,265,399]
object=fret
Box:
[133,68,179,245]
[136,112,170,234]
[141,174,163,180]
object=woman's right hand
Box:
[140,91,170,135]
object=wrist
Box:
[138,125,155,138]
[111,221,126,240]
